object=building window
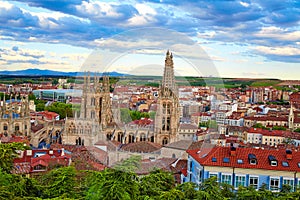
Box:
[3,125,7,131]
[221,174,232,185]
[283,178,294,191]
[209,172,218,179]
[235,175,246,188]
[249,176,259,189]
[270,177,280,191]
[162,137,168,145]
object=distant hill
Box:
[0,68,129,77]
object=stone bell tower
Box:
[155,50,180,145]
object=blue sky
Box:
[0,0,299,79]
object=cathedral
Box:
[0,94,31,137]
[63,73,114,146]
[64,51,180,146]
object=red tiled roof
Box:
[121,141,162,153]
[247,127,293,137]
[244,116,287,121]
[31,159,49,167]
[187,146,300,172]
[36,111,59,120]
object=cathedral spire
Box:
[162,50,177,93]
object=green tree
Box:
[198,176,223,200]
[140,112,150,119]
[159,188,184,200]
[45,102,73,119]
[258,183,275,200]
[176,182,199,199]
[113,155,141,173]
[0,142,29,173]
[120,108,132,123]
[236,186,261,200]
[86,169,140,200]
[0,168,40,199]
[40,166,77,199]
[294,128,300,133]
[130,110,141,121]
[149,111,156,120]
[139,169,175,198]
[272,126,287,131]
[253,123,269,130]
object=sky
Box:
[0,0,300,79]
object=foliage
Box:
[120,108,132,123]
[39,166,77,199]
[252,123,269,130]
[149,111,156,120]
[0,165,300,199]
[294,128,300,133]
[139,169,175,198]
[199,120,218,129]
[0,142,29,173]
[120,108,151,123]
[113,155,141,173]
[85,169,140,200]
[272,126,287,131]
[45,102,73,119]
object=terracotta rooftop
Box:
[165,140,193,150]
[187,146,300,172]
[179,123,198,130]
[120,141,162,153]
[135,158,177,175]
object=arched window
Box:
[140,134,146,141]
[150,136,154,142]
[162,137,168,145]
[128,134,135,143]
[107,133,112,140]
[91,111,95,119]
[117,132,124,142]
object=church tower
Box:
[289,104,294,130]
[64,72,114,146]
[155,50,180,145]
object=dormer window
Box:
[248,154,257,165]
[271,160,277,166]
[268,155,277,166]
[223,157,230,163]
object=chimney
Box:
[286,149,292,160]
[230,146,236,156]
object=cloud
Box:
[253,45,300,62]
[1,0,300,69]
[254,26,300,42]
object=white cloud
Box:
[127,3,157,26]
[239,1,250,8]
[0,1,13,9]
[254,46,300,56]
[254,26,300,41]
[76,1,121,18]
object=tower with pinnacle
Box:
[64,72,114,146]
[155,50,180,145]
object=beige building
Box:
[63,51,181,146]
[0,95,31,137]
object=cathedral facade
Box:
[63,51,180,146]
[63,74,114,146]
[0,95,31,137]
